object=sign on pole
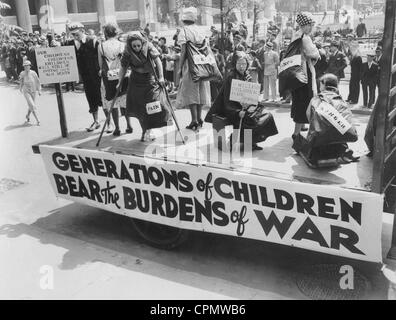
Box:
[36,46,79,138]
[229,79,261,105]
[36,46,79,85]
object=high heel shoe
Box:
[198,119,203,128]
[186,121,199,131]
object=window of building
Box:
[114,0,138,12]
[77,0,97,13]
[28,0,37,15]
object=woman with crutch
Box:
[116,32,170,141]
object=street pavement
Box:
[0,73,395,300]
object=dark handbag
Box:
[278,35,307,97]
[184,28,223,83]
[241,104,278,143]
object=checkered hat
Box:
[296,13,314,27]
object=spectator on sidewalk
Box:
[347,45,362,105]
[326,41,348,81]
[361,52,379,109]
[262,42,279,102]
[323,27,332,41]
[374,46,383,91]
[356,17,367,38]
[283,21,294,41]
[144,23,151,38]
[19,60,41,125]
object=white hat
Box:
[181,7,197,22]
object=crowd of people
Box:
[0,8,385,155]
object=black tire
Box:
[130,218,189,250]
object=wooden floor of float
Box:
[33,108,373,192]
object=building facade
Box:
[0,0,188,33]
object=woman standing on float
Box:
[117,32,170,141]
[290,13,320,139]
[175,7,211,131]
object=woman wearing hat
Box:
[117,32,171,141]
[175,7,211,131]
[205,51,277,151]
[290,13,320,139]
[19,60,41,125]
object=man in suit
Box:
[326,41,348,80]
[361,52,379,108]
[374,46,383,92]
[356,17,367,38]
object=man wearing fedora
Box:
[361,51,379,109]
[326,41,348,81]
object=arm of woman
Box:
[154,56,165,86]
[178,44,186,79]
[97,44,103,76]
[223,76,244,124]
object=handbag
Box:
[101,43,121,81]
[184,27,222,83]
[241,104,278,143]
[278,35,307,96]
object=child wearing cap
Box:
[19,60,41,125]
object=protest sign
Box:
[230,79,261,105]
[40,145,383,262]
[36,46,79,85]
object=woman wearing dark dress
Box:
[290,13,320,139]
[68,22,106,132]
[117,32,171,142]
[347,46,362,104]
[205,51,277,151]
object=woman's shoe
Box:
[186,121,199,131]
[198,119,203,128]
[25,115,30,123]
[252,144,263,151]
[113,129,121,136]
[125,127,133,134]
[106,123,113,133]
[87,122,100,132]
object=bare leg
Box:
[31,111,40,125]
[125,115,132,131]
[197,104,203,122]
[189,104,198,123]
[26,110,31,122]
[93,111,98,123]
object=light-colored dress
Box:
[98,38,126,110]
[19,70,41,112]
[176,24,211,108]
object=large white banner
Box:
[40,145,383,262]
